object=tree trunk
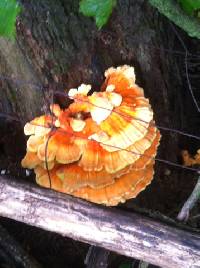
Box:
[1,0,184,184]
[1,0,198,210]
[0,0,199,266]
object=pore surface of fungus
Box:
[22,65,161,206]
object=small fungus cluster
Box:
[182,150,200,166]
[22,65,161,206]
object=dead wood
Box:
[177,175,200,222]
[0,176,199,268]
[85,246,110,268]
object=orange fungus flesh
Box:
[21,65,161,206]
[182,149,200,166]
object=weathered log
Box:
[0,176,199,268]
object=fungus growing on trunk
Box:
[21,65,161,206]
[182,150,200,166]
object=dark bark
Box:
[0,0,199,266]
[1,0,183,134]
[0,0,189,207]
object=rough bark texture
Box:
[0,176,200,268]
[1,0,181,150]
[0,0,194,212]
[0,0,199,266]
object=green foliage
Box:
[178,0,200,15]
[79,0,117,29]
[0,0,21,39]
[149,0,200,39]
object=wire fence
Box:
[0,70,200,180]
[0,7,199,189]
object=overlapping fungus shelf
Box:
[22,65,161,206]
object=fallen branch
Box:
[0,176,200,268]
[177,175,200,221]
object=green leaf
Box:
[79,0,117,29]
[179,0,200,15]
[149,0,200,39]
[0,0,21,39]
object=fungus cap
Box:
[21,65,161,206]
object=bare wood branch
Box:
[85,246,110,268]
[0,176,200,268]
[177,175,200,221]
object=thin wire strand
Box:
[0,6,198,195]
[0,113,21,122]
[44,133,52,189]
[0,72,199,139]
[27,121,200,174]
[44,86,56,188]
[170,23,200,113]
[55,91,200,141]
[1,85,200,141]
[152,46,200,58]
[0,70,199,174]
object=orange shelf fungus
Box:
[21,65,161,206]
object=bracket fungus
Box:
[21,65,161,206]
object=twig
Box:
[177,175,200,222]
[85,246,110,268]
[138,261,150,268]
